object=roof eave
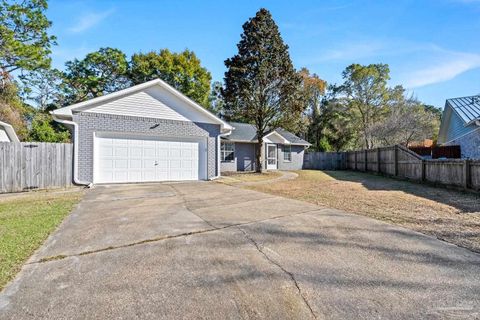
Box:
[0,121,20,143]
[51,79,232,131]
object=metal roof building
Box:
[438,95,480,159]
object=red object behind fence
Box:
[409,145,461,159]
[409,146,431,156]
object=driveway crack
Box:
[168,184,218,229]
[30,205,323,265]
[236,226,317,319]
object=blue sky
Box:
[47,0,480,108]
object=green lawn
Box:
[0,190,83,290]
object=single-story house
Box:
[220,122,310,172]
[0,121,20,142]
[51,79,309,185]
[438,95,480,159]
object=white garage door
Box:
[95,135,204,183]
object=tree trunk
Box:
[255,137,264,173]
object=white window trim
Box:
[221,141,235,162]
[283,145,292,162]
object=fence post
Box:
[421,159,426,182]
[376,148,381,173]
[354,151,358,171]
[394,145,399,176]
[364,150,368,172]
[464,159,471,189]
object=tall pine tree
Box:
[223,8,302,172]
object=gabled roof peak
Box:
[446,95,480,125]
[51,79,232,132]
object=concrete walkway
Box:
[1,182,479,319]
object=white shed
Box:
[0,121,20,142]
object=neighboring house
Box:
[51,79,232,185]
[438,95,480,159]
[220,122,310,172]
[0,121,20,143]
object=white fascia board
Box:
[264,131,290,144]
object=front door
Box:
[266,144,277,170]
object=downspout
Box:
[210,130,232,180]
[51,114,93,187]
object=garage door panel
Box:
[143,147,155,157]
[114,171,128,181]
[115,159,128,169]
[157,160,168,169]
[169,148,181,158]
[100,159,113,168]
[157,148,169,158]
[182,170,195,179]
[99,171,113,182]
[169,171,181,180]
[129,171,143,181]
[96,135,203,183]
[130,146,143,157]
[170,160,181,169]
[130,159,143,169]
[100,146,113,156]
[115,147,128,157]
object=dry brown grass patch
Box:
[246,170,480,253]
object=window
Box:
[221,141,235,162]
[283,145,292,162]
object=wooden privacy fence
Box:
[0,142,73,193]
[304,145,480,191]
[303,152,346,170]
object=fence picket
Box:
[304,145,480,192]
[0,142,73,193]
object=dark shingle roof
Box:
[225,122,258,142]
[446,95,480,124]
[223,122,310,146]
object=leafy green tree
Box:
[129,49,211,107]
[20,68,64,110]
[223,8,302,172]
[320,97,357,151]
[307,86,356,152]
[28,112,69,142]
[371,87,440,146]
[298,67,327,143]
[0,0,56,85]
[62,47,130,104]
[208,81,225,116]
[339,63,391,149]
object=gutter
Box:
[50,113,93,187]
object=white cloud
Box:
[402,49,480,88]
[68,9,115,33]
[307,41,387,63]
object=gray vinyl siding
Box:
[236,142,256,171]
[444,128,480,159]
[74,112,220,183]
[220,142,306,172]
[220,142,256,172]
[277,145,305,170]
[446,108,477,143]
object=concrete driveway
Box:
[1,182,479,319]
